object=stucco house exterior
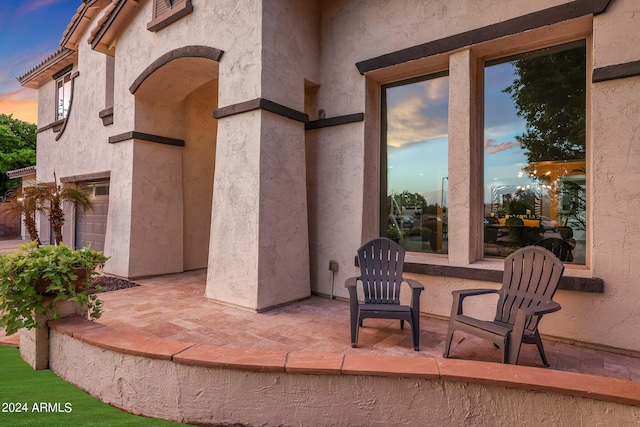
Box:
[17,0,640,356]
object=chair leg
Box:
[443,328,454,358]
[533,330,550,367]
[412,321,420,352]
[350,309,359,348]
[501,336,510,364]
[400,319,405,329]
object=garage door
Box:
[75,182,109,251]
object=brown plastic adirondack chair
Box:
[443,246,564,365]
[346,237,424,351]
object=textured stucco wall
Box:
[36,1,223,277]
[49,331,640,427]
[207,0,313,310]
[31,0,640,351]
[305,0,640,353]
[129,141,184,277]
[181,79,218,271]
[207,111,261,307]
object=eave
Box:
[89,0,140,56]
[60,0,110,50]
[16,48,76,89]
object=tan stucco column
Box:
[206,108,311,311]
[104,139,184,278]
[448,49,483,265]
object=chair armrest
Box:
[345,277,359,289]
[345,277,360,305]
[452,288,498,297]
[404,278,424,290]
[404,278,424,311]
[519,301,561,317]
[450,288,499,317]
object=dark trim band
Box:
[60,171,111,183]
[356,0,613,74]
[213,98,309,123]
[99,107,114,126]
[305,113,364,130]
[592,60,640,83]
[129,46,224,94]
[52,64,74,80]
[36,119,65,134]
[404,262,604,293]
[108,131,185,147]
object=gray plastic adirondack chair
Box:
[345,237,424,351]
[443,246,564,366]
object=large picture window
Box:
[382,72,449,254]
[483,41,587,264]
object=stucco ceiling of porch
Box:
[133,56,219,105]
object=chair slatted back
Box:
[357,238,405,305]
[495,246,564,332]
[535,238,573,262]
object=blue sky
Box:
[0,0,80,124]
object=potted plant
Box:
[0,241,109,336]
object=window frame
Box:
[53,66,73,121]
[481,40,588,264]
[375,32,592,270]
[147,0,193,32]
[379,71,450,252]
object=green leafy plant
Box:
[0,241,108,335]
[386,225,400,240]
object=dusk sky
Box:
[386,61,532,206]
[0,0,79,124]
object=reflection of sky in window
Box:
[386,63,535,205]
[386,76,449,206]
[484,61,534,203]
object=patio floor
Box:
[67,269,640,383]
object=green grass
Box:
[0,346,194,426]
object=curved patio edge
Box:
[48,317,640,426]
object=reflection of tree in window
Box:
[484,42,587,263]
[506,45,586,235]
[505,45,586,163]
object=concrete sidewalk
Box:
[0,239,26,254]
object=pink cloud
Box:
[0,88,38,124]
[484,138,521,154]
[18,0,62,15]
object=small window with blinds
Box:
[147,0,193,32]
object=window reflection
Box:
[383,72,449,254]
[484,42,586,264]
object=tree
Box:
[5,178,93,245]
[31,180,93,245]
[504,46,586,163]
[0,114,36,196]
[392,190,427,210]
[3,187,41,245]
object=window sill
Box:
[403,261,603,293]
